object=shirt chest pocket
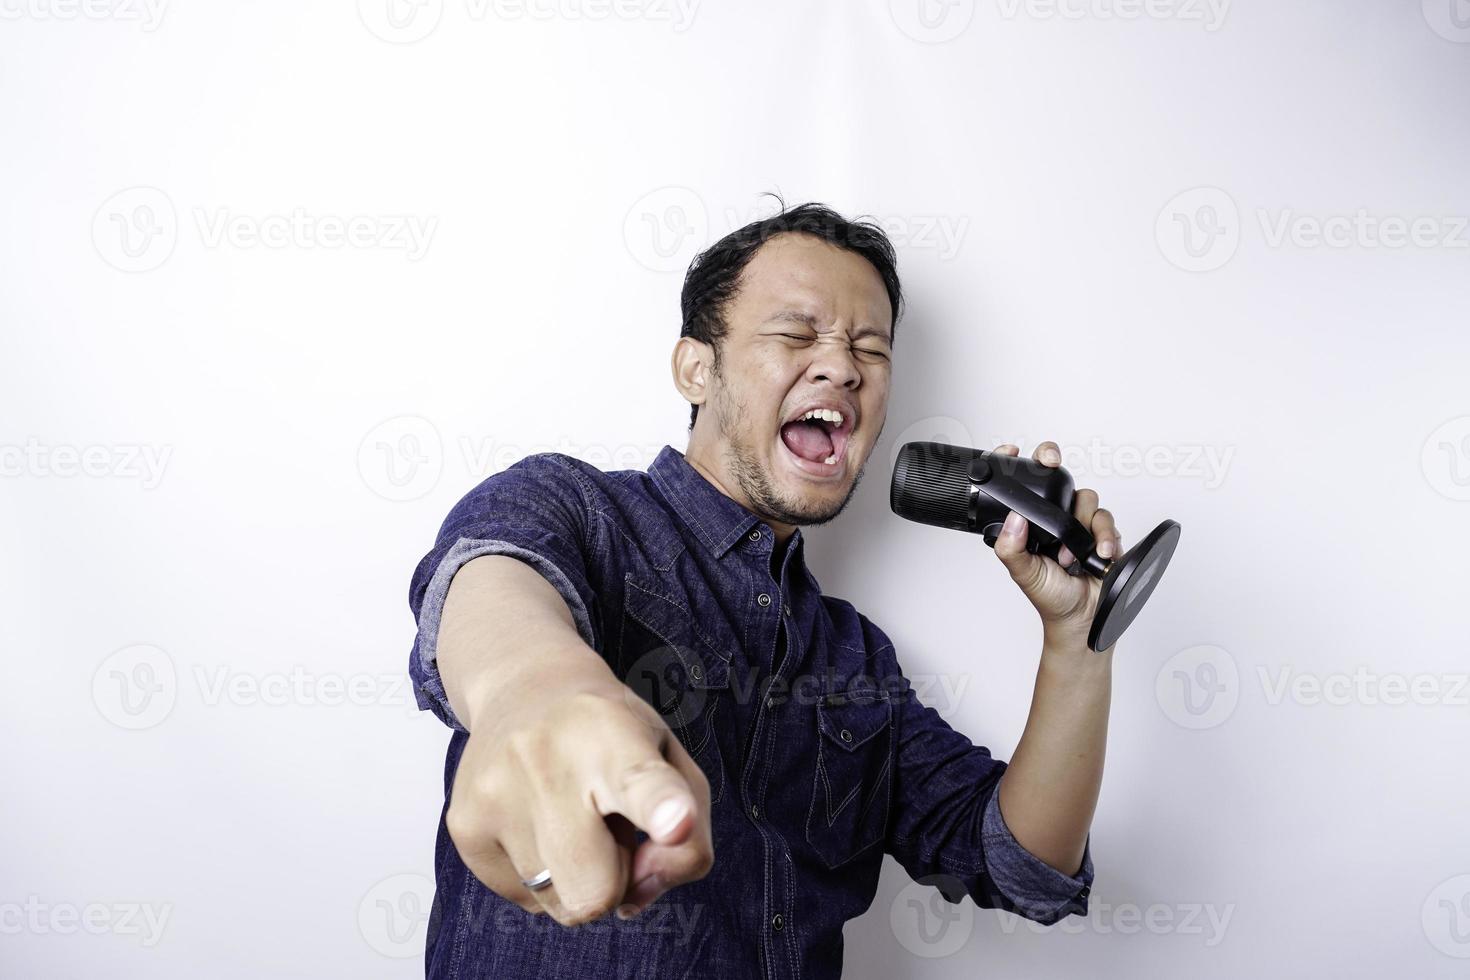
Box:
[618,576,732,805]
[805,691,893,870]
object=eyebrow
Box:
[764,310,892,345]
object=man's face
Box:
[686,232,893,529]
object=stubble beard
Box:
[713,383,869,528]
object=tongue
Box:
[780,420,834,462]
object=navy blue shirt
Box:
[408,444,1093,979]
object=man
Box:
[406,201,1122,978]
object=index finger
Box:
[618,736,715,915]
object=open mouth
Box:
[778,407,854,478]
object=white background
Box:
[3,1,1469,977]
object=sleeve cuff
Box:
[411,536,599,733]
[980,790,1094,925]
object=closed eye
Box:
[773,332,889,361]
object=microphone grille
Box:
[890,441,975,530]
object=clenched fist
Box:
[989,441,1125,649]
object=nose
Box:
[807,336,861,389]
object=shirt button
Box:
[771,913,784,932]
[748,528,761,542]
[757,593,772,607]
[840,728,853,743]
[784,603,791,617]
[750,804,760,820]
[689,663,703,681]
[765,695,777,709]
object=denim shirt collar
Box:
[649,444,809,567]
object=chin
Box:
[768,444,867,523]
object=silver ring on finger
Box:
[520,868,553,892]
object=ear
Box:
[671,337,712,407]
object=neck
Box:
[683,432,799,546]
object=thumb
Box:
[993,509,1045,594]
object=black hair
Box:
[678,193,904,429]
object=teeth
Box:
[824,455,838,465]
[799,408,844,426]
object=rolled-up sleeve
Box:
[407,453,603,733]
[873,617,1093,925]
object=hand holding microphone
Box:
[988,442,1123,645]
[890,439,1182,651]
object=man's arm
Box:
[436,555,713,923]
[878,616,1096,927]
[437,553,621,736]
[405,454,713,925]
[880,439,1119,925]
[990,439,1123,878]
[995,632,1111,876]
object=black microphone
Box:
[891,441,1181,651]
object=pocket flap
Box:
[816,692,891,752]
[623,576,731,691]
